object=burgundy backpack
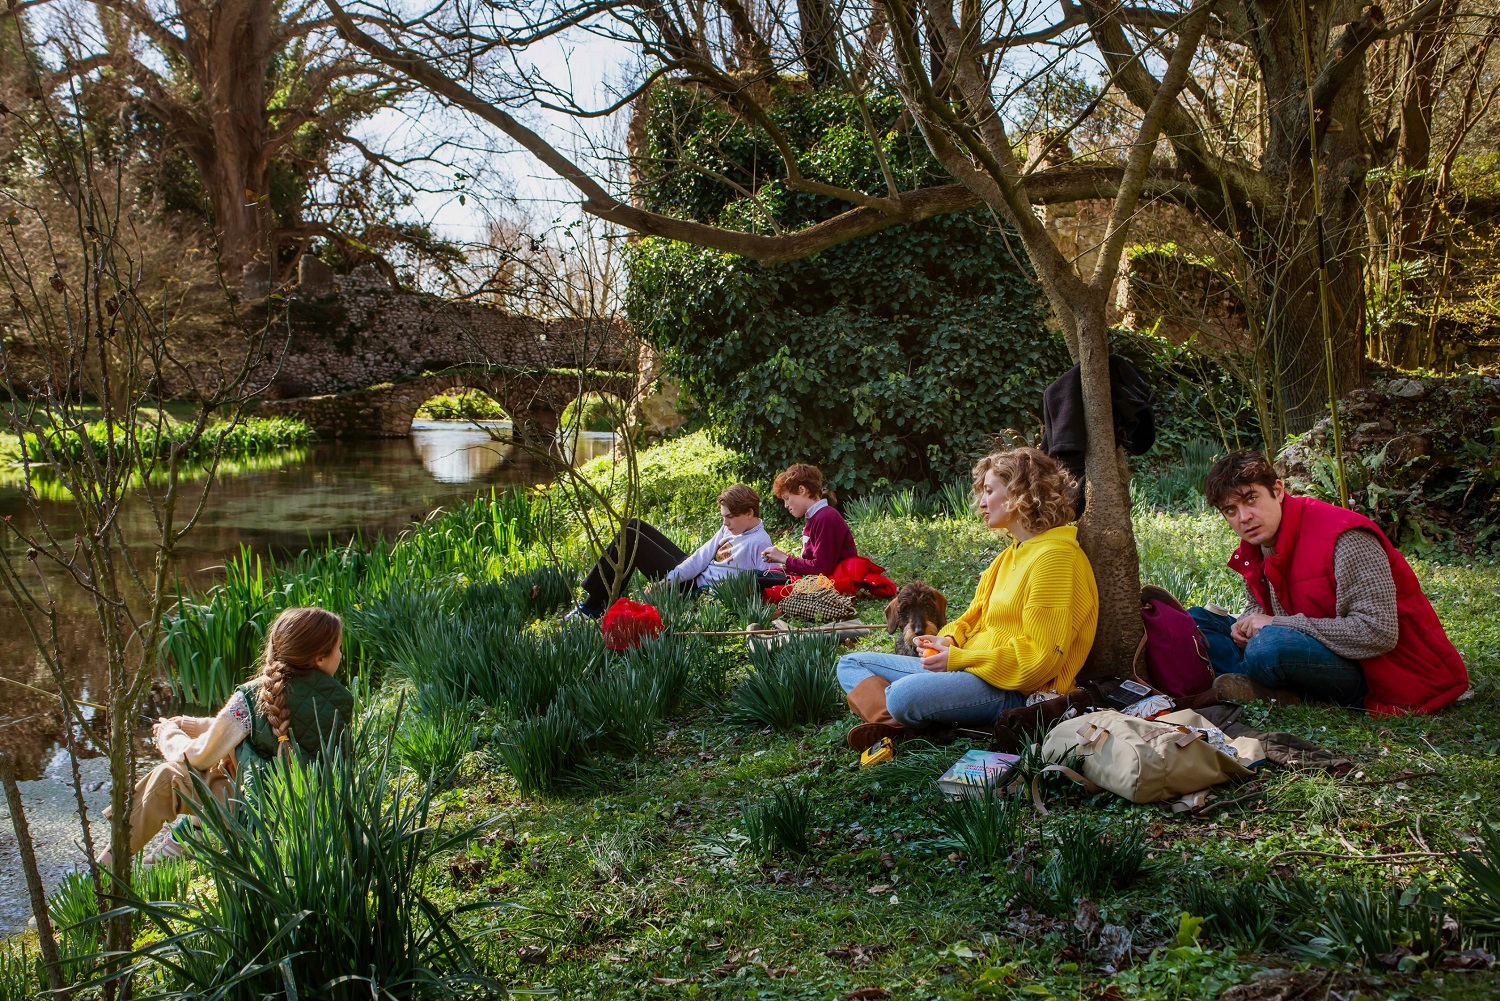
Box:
[1133,585,1215,698]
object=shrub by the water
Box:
[628,84,1065,492]
[560,391,625,432]
[162,488,561,709]
[22,416,315,468]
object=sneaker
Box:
[561,603,599,623]
[1212,673,1302,706]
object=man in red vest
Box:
[1188,451,1468,715]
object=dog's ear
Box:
[884,596,901,632]
[933,590,948,619]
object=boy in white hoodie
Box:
[571,484,775,618]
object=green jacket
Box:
[235,671,354,765]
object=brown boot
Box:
[845,676,908,750]
[1213,673,1302,706]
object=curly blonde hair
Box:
[256,607,342,757]
[970,447,1079,534]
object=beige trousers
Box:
[106,759,234,856]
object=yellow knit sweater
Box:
[938,525,1099,694]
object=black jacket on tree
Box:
[1039,353,1156,515]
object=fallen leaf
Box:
[1443,948,1494,969]
[652,978,687,985]
[516,944,550,964]
[867,884,892,895]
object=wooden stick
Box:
[1193,783,1266,815]
[1268,848,1449,864]
[0,673,106,710]
[1347,770,1441,787]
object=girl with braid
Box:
[106,607,353,862]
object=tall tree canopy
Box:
[14,0,454,279]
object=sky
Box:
[364,24,639,245]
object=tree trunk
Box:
[795,0,840,86]
[1249,0,1371,434]
[1072,297,1143,678]
[1024,270,1144,677]
[203,148,269,280]
[1252,199,1365,433]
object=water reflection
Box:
[408,418,512,483]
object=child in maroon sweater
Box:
[762,464,858,576]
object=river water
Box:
[0,420,613,933]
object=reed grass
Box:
[493,702,603,795]
[393,693,475,790]
[159,584,268,709]
[0,938,37,999]
[935,791,1024,868]
[728,632,842,731]
[101,726,506,996]
[740,787,814,860]
[1007,815,1150,914]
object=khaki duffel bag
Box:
[1038,709,1262,805]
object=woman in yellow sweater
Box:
[839,447,1099,749]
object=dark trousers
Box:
[581,519,687,614]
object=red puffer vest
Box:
[1227,494,1468,716]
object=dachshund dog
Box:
[885,581,948,657]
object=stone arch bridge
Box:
[255,368,639,440]
[249,262,640,439]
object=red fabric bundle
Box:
[600,598,664,651]
[762,583,796,603]
[831,557,898,598]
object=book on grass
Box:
[937,750,1020,798]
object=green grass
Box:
[15,429,1500,997]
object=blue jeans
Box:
[1188,607,1368,707]
[837,652,1027,727]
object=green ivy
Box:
[627,83,1067,492]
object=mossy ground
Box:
[408,432,1500,999]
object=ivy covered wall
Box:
[626,83,1070,492]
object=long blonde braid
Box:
[256,607,343,757]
